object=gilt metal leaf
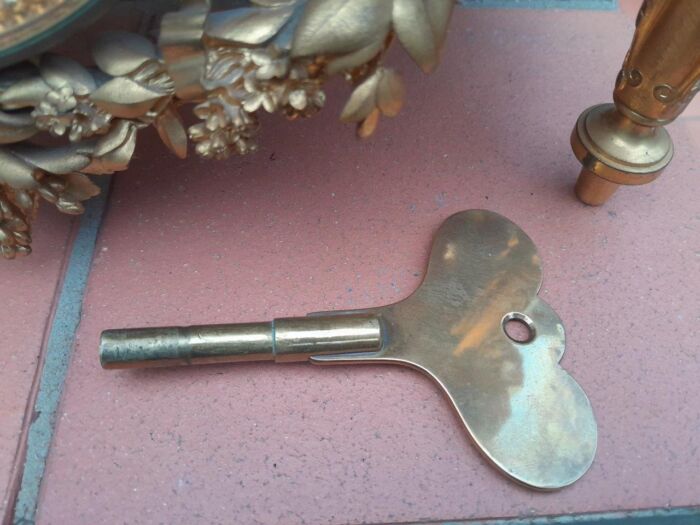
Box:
[92,119,132,158]
[340,69,381,123]
[64,173,101,201]
[155,108,188,159]
[39,55,96,95]
[392,0,454,73]
[93,32,158,77]
[377,69,405,117]
[0,77,51,109]
[326,40,383,76]
[292,0,392,58]
[0,110,37,144]
[205,6,295,45]
[358,107,380,138]
[100,123,138,172]
[84,120,138,174]
[11,144,92,174]
[91,77,164,118]
[11,189,36,213]
[251,0,299,6]
[426,0,454,48]
[0,149,39,189]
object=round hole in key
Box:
[502,312,536,344]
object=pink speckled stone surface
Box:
[35,5,699,525]
[0,212,73,518]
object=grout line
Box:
[2,217,77,525]
[445,506,700,524]
[383,506,700,524]
[458,0,618,10]
[11,177,111,525]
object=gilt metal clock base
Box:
[100,210,597,490]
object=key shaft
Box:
[100,314,382,369]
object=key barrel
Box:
[100,314,383,369]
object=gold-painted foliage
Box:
[341,67,405,137]
[155,108,188,159]
[205,5,296,45]
[0,110,36,143]
[91,77,166,119]
[39,54,95,95]
[392,0,454,73]
[0,76,51,108]
[93,31,157,77]
[0,0,455,258]
[292,0,393,57]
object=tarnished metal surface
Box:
[101,314,382,367]
[100,210,596,490]
[313,210,597,489]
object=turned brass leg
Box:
[571,0,700,206]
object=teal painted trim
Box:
[12,177,111,525]
[438,506,700,525]
[0,0,112,67]
[458,0,617,10]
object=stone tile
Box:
[0,211,73,519]
[36,6,699,525]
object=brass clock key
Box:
[100,210,597,490]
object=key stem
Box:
[100,314,382,369]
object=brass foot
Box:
[570,103,672,206]
[570,0,699,206]
[575,169,619,206]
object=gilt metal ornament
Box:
[0,0,455,259]
[571,0,700,205]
